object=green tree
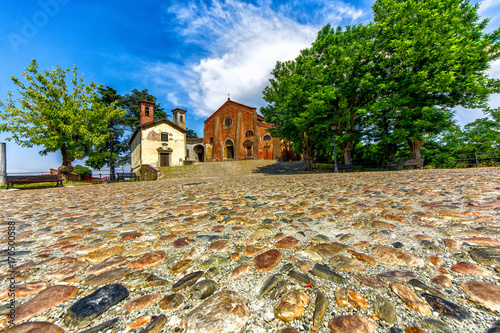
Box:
[461,117,500,153]
[85,87,168,170]
[0,59,124,180]
[262,24,376,169]
[371,0,500,161]
[85,86,129,170]
[121,88,168,132]
[186,128,198,139]
[262,58,315,169]
[305,24,376,166]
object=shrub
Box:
[72,165,92,177]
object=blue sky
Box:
[1,0,499,173]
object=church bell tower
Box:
[171,108,187,129]
[139,100,155,125]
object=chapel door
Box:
[160,153,169,166]
[227,146,234,159]
[246,146,252,158]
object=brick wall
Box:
[204,100,281,161]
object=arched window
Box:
[263,135,272,141]
[145,107,150,116]
[209,137,214,144]
[186,149,189,158]
[180,115,184,123]
[224,117,233,127]
[245,130,254,137]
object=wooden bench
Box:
[116,173,139,181]
[386,159,424,170]
[6,175,63,189]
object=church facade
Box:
[129,101,187,173]
[203,99,281,161]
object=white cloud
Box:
[167,92,181,108]
[165,0,367,117]
[478,0,500,33]
[488,59,500,79]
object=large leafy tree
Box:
[85,86,129,170]
[121,88,168,132]
[85,87,168,170]
[305,24,376,165]
[262,24,376,169]
[0,59,124,180]
[262,59,315,168]
[371,0,500,160]
[461,117,500,153]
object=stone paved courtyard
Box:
[1,161,499,332]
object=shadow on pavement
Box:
[252,160,322,175]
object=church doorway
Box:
[160,152,169,166]
[224,139,234,159]
[242,139,253,158]
[194,145,204,162]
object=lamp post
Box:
[109,127,115,182]
[0,143,6,186]
[332,125,338,173]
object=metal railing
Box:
[435,150,500,169]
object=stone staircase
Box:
[157,160,308,180]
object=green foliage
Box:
[186,128,198,139]
[262,24,376,169]
[72,164,92,177]
[0,59,124,178]
[262,0,500,167]
[370,0,500,158]
[122,89,167,132]
[85,86,129,170]
[85,87,167,170]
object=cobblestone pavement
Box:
[0,162,499,333]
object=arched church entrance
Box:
[194,144,204,162]
[242,139,253,158]
[223,139,234,160]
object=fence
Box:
[5,167,128,180]
[320,150,500,171]
[435,150,500,169]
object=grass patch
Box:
[315,163,333,171]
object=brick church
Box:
[203,98,281,161]
[129,98,282,174]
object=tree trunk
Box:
[388,146,397,163]
[58,146,75,181]
[302,131,314,171]
[342,141,354,165]
[302,151,314,171]
[407,139,423,160]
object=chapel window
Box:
[263,135,272,141]
[161,133,168,141]
[145,107,150,116]
[245,130,254,137]
[224,117,233,127]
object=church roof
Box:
[128,118,187,145]
[204,99,257,124]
